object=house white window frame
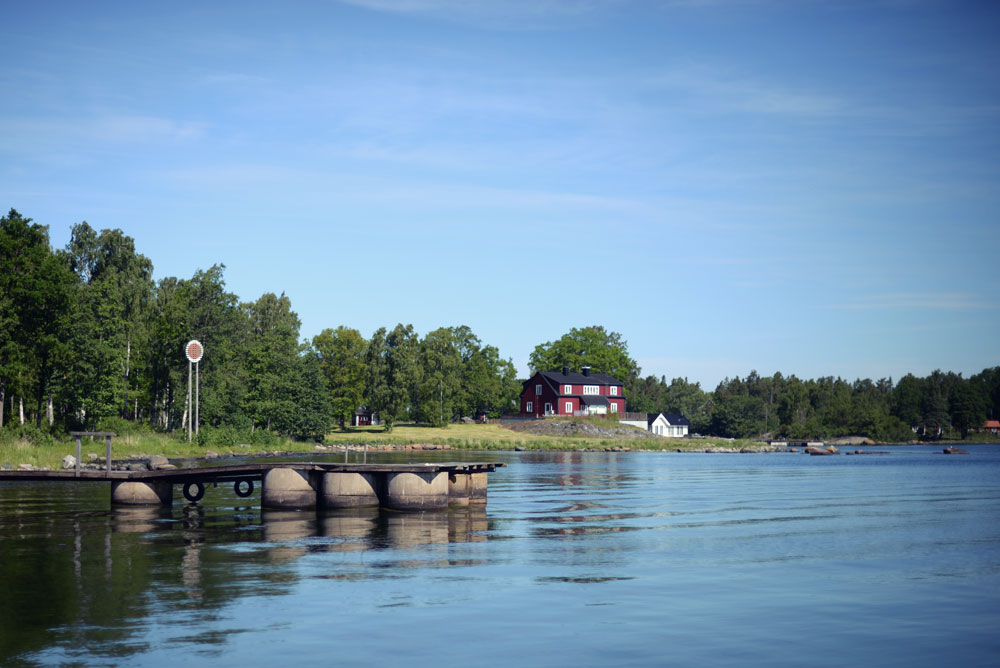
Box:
[609,386,617,396]
[610,402,618,413]
[583,385,599,395]
[564,401,572,414]
[526,401,533,412]
[536,384,542,395]
[564,384,572,394]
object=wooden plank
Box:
[0,461,503,484]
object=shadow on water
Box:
[0,479,492,665]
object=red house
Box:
[521,366,625,417]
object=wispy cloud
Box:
[337,0,614,28]
[648,64,845,118]
[1,114,206,147]
[835,292,998,311]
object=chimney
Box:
[581,366,591,377]
[562,365,570,375]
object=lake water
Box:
[2,446,999,667]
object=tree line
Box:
[0,210,519,442]
[4,210,997,444]
[531,326,1000,441]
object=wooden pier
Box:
[0,461,504,511]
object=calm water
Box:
[2,446,999,667]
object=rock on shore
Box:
[505,420,660,440]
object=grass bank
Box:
[1,421,760,470]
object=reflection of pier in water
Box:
[4,500,495,654]
[108,504,491,564]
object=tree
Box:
[892,374,924,430]
[950,380,987,440]
[921,370,953,438]
[416,328,462,427]
[465,343,519,418]
[243,292,300,432]
[625,375,665,414]
[61,222,154,426]
[282,349,333,441]
[0,210,76,430]
[312,326,367,429]
[364,324,420,432]
[143,266,248,431]
[710,394,765,438]
[447,325,519,419]
[530,326,640,386]
[777,376,809,436]
[663,377,708,423]
[972,367,1000,420]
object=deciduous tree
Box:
[313,326,367,429]
[530,325,640,384]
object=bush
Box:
[0,423,60,447]
[96,416,154,436]
[196,425,284,449]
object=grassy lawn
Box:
[1,421,753,471]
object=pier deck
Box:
[0,461,504,511]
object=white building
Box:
[620,413,691,437]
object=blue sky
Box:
[2,0,998,388]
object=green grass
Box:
[1,420,763,470]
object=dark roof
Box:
[529,369,623,386]
[663,414,691,426]
[647,413,691,426]
[580,395,610,406]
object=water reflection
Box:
[111,506,173,533]
[0,479,493,666]
[320,507,379,552]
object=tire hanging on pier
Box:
[183,482,205,503]
[234,479,255,498]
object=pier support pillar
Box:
[468,472,488,504]
[448,473,470,506]
[262,468,317,509]
[111,480,173,506]
[322,472,380,508]
[383,471,448,511]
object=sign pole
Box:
[184,340,204,443]
[187,359,192,442]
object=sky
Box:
[2,0,998,388]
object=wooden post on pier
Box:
[70,432,116,478]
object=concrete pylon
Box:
[111,480,173,505]
[322,471,380,508]
[383,471,448,510]
[262,468,317,509]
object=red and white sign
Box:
[185,340,204,363]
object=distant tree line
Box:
[0,210,520,442]
[530,326,1000,441]
[4,210,997,444]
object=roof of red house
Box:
[985,420,1000,428]
[524,369,622,387]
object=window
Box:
[610,402,617,412]
[565,401,572,414]
[526,401,533,412]
[583,385,599,395]
[536,384,542,395]
[564,384,572,394]
[609,386,617,396]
